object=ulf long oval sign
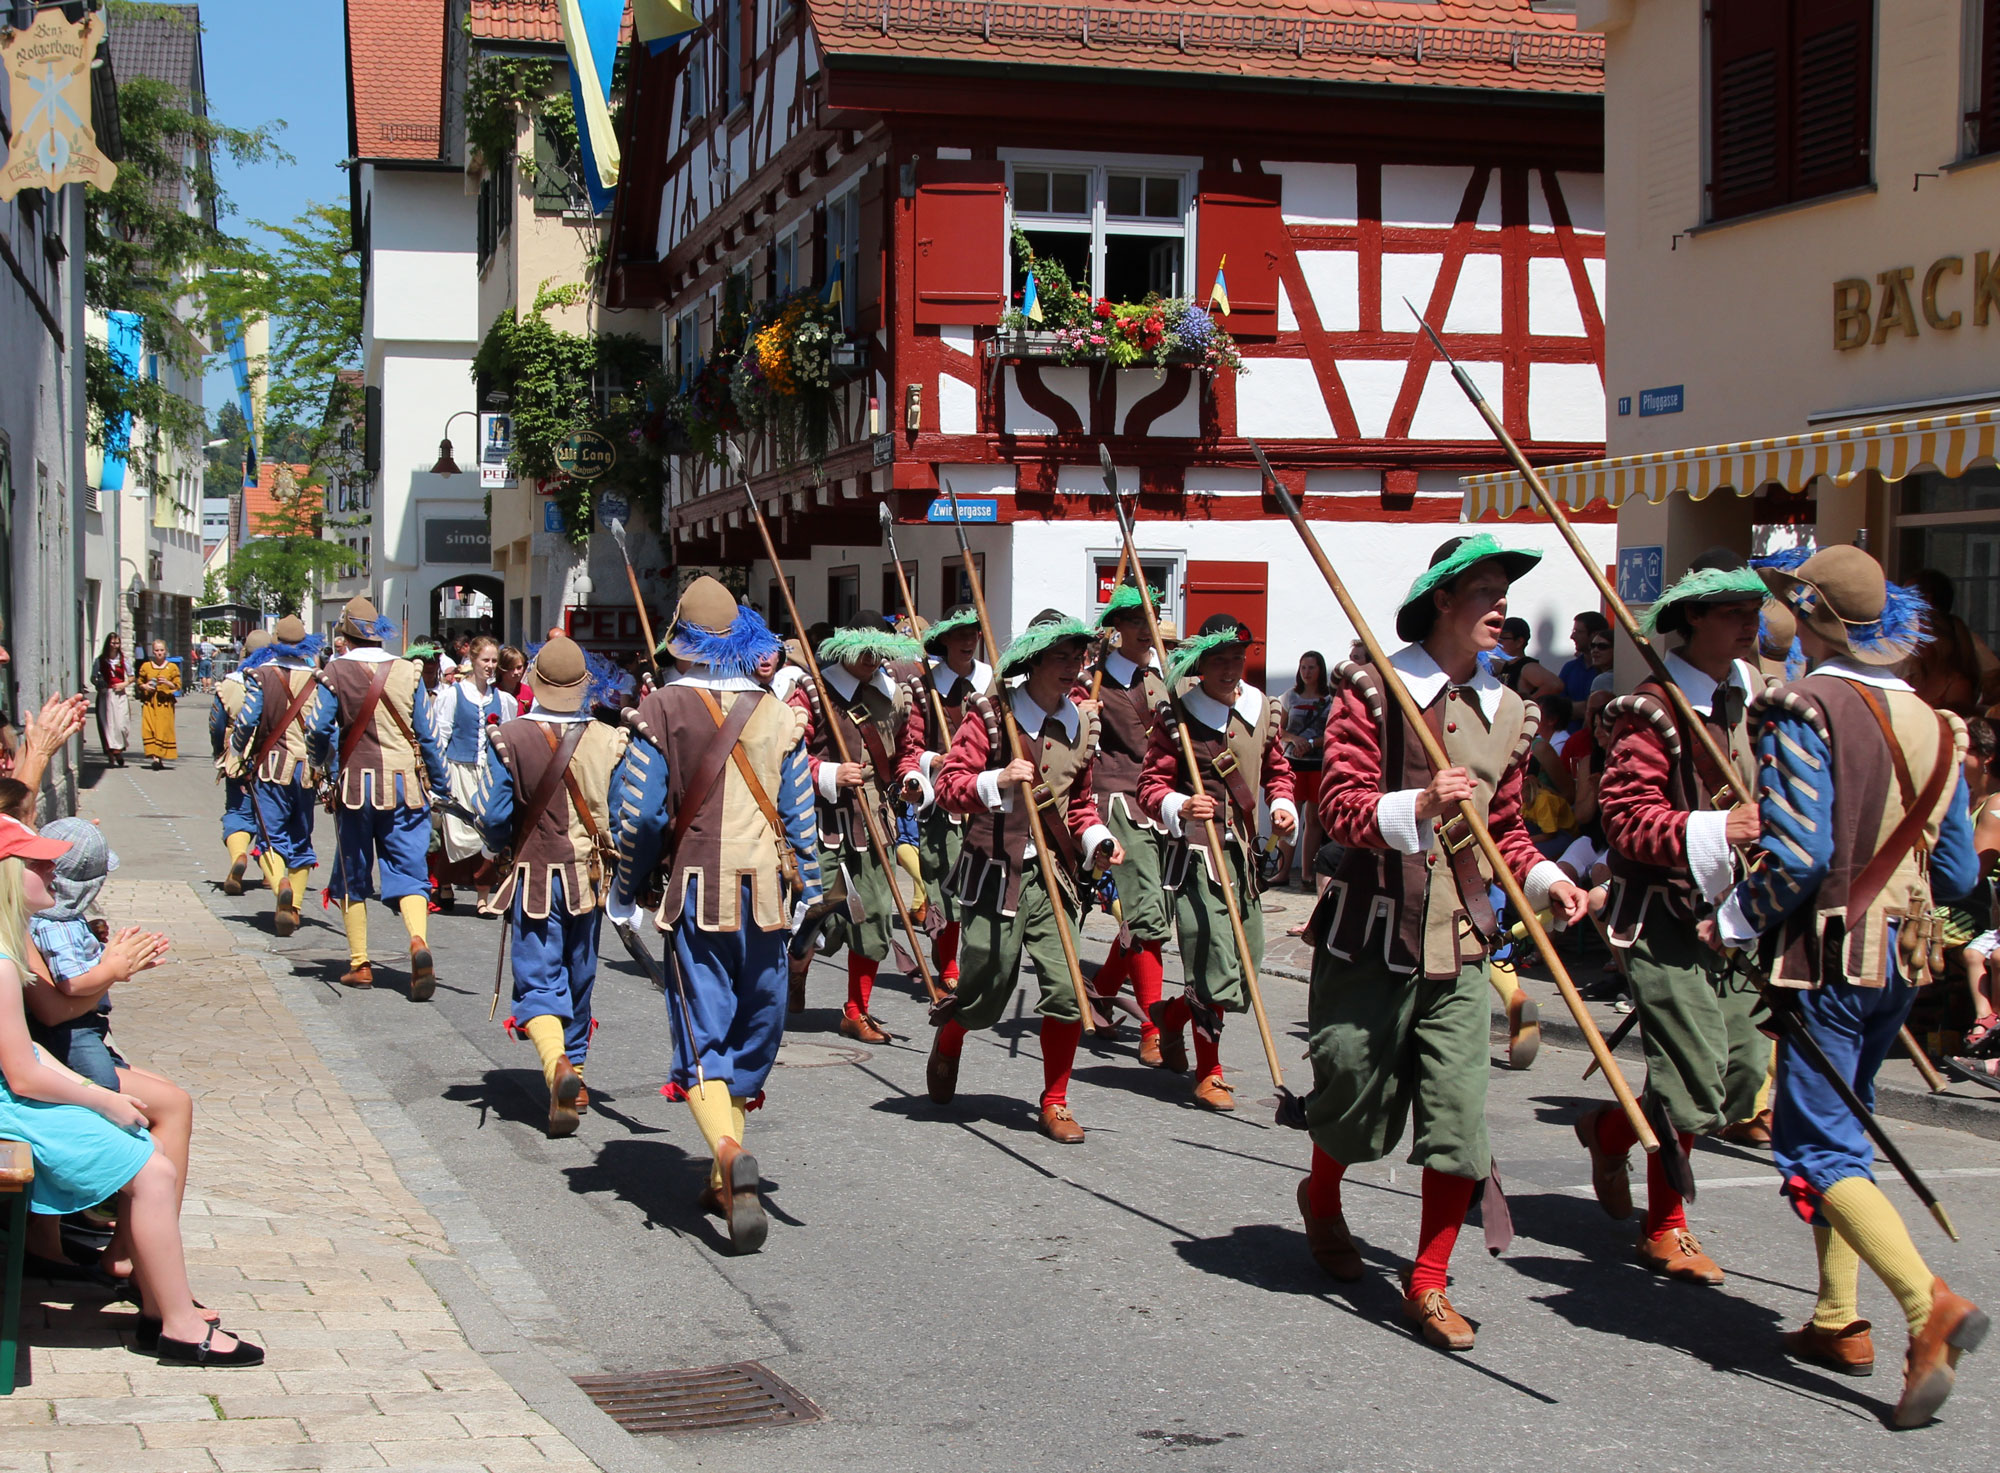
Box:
[555,429,617,482]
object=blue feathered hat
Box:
[664,575,782,677]
[1758,545,1927,666]
[524,637,628,711]
[240,615,325,670]
[335,596,397,646]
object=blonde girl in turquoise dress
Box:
[0,821,263,1366]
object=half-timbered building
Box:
[610,0,1620,672]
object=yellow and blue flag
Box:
[559,0,623,213]
[1208,254,1229,315]
[1023,270,1043,324]
[634,0,699,51]
[825,250,844,308]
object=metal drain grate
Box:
[574,1362,823,1435]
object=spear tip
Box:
[877,500,892,526]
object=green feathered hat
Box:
[1641,548,1767,637]
[1094,584,1166,629]
[817,610,922,666]
[1169,626,1246,684]
[999,610,1092,677]
[1396,534,1543,642]
[922,603,982,653]
[403,641,441,662]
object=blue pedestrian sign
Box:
[927,497,998,524]
[1638,385,1684,417]
[1618,545,1665,604]
[544,501,564,533]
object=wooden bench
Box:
[0,1138,31,1395]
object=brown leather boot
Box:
[1147,1002,1188,1073]
[273,898,300,938]
[788,963,807,1014]
[1783,1319,1875,1377]
[1716,1109,1773,1147]
[1506,990,1539,1071]
[715,1138,768,1254]
[1039,1104,1085,1144]
[1574,1106,1633,1220]
[1138,1034,1165,1069]
[1296,1179,1364,1282]
[409,940,436,1003]
[1192,1073,1235,1112]
[547,1057,582,1139]
[926,1038,959,1105]
[1403,1287,1476,1351]
[338,962,374,989]
[1636,1227,1725,1284]
[1895,1278,1990,1428]
[223,856,247,897]
[840,1011,890,1044]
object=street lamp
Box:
[431,410,479,476]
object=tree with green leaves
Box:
[226,477,355,620]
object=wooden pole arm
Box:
[880,508,956,756]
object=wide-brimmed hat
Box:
[1169,626,1247,684]
[1641,548,1768,637]
[528,635,592,712]
[1396,534,1542,642]
[336,596,395,646]
[665,575,783,676]
[242,630,273,653]
[999,609,1092,678]
[1096,584,1164,630]
[1758,545,1926,667]
[819,610,922,666]
[1759,597,1797,661]
[922,604,981,653]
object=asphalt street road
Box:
[94,706,2000,1471]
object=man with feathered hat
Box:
[229,617,327,935]
[304,596,451,997]
[1303,534,1587,1352]
[474,635,629,1140]
[1080,584,1174,1068]
[1704,545,1984,1423]
[211,628,271,895]
[1581,550,1770,1286]
[926,610,1119,1142]
[1137,616,1297,1112]
[788,609,925,1043]
[899,603,996,993]
[607,578,822,1251]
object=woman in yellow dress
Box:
[136,639,181,769]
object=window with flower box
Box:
[1006,158,1192,303]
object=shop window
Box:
[1897,466,2000,649]
[1708,0,1874,222]
[1969,0,2000,157]
[1009,162,1192,303]
[827,567,860,626]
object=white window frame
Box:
[1086,547,1184,629]
[1000,148,1199,302]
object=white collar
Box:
[825,662,895,702]
[525,709,591,723]
[676,669,763,692]
[1390,644,1505,723]
[931,657,992,698]
[1012,683,1080,741]
[1104,650,1144,686]
[1813,654,1915,693]
[221,671,243,687]
[1662,652,1755,716]
[1180,683,1264,732]
[340,647,399,664]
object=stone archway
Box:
[428,575,504,646]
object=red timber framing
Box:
[622,4,1612,563]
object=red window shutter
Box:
[1709,0,1789,220]
[856,165,885,333]
[911,160,1007,327]
[1195,172,1283,339]
[1790,0,1872,195]
[1980,0,2000,156]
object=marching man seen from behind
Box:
[1304,535,1587,1353]
[606,577,822,1254]
[210,629,270,895]
[229,617,327,938]
[1704,545,1984,1427]
[473,637,628,1140]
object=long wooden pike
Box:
[1248,438,1656,1152]
[939,479,1096,1027]
[879,503,953,750]
[1088,541,1131,702]
[608,519,661,682]
[1405,300,1947,1095]
[736,471,946,1010]
[1096,446,1306,1127]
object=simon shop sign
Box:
[1833,251,2000,349]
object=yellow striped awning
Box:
[1460,405,2000,521]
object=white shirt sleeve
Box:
[1684,809,1737,903]
[1269,797,1300,832]
[1080,822,1114,862]
[1374,789,1426,854]
[816,761,843,804]
[1523,859,1567,915]
[1717,890,1759,948]
[1160,791,1189,837]
[975,768,1012,813]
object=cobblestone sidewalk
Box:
[1,878,604,1473]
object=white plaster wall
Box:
[1268,161,1358,224]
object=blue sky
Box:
[193,0,351,417]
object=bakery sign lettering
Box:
[1833,252,2000,350]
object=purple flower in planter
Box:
[1172,302,1214,352]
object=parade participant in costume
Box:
[1137,622,1297,1111]
[436,636,516,910]
[136,640,181,769]
[1081,586,1173,1067]
[1302,534,1588,1351]
[305,597,450,997]
[608,578,821,1251]
[1583,552,1770,1284]
[211,630,271,895]
[229,618,326,934]
[788,610,923,1043]
[903,604,996,992]
[474,637,626,1139]
[1708,546,1984,1425]
[94,634,131,767]
[927,612,1117,1142]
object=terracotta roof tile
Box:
[237,465,321,551]
[347,0,446,161]
[809,0,1602,95]
[468,1,635,46]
